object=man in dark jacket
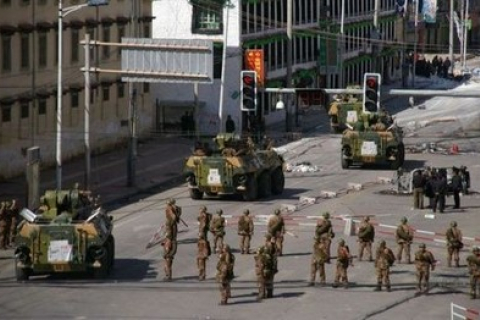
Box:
[432,170,447,213]
[451,167,462,209]
[412,170,426,209]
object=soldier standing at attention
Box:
[8,199,19,246]
[162,198,180,281]
[414,243,436,294]
[267,209,285,256]
[162,232,177,281]
[254,235,277,300]
[357,216,375,261]
[374,240,395,292]
[0,202,8,250]
[446,221,463,267]
[216,244,235,305]
[197,233,210,281]
[396,217,414,264]
[309,238,328,287]
[210,209,226,253]
[466,247,480,299]
[198,206,212,241]
[332,239,352,289]
[315,212,334,263]
[237,209,254,254]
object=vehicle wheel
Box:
[243,175,258,201]
[391,144,405,170]
[205,192,218,197]
[189,188,203,200]
[93,246,109,279]
[271,168,285,195]
[107,235,115,270]
[341,150,350,169]
[258,172,272,198]
[15,259,30,281]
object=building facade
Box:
[0,0,154,179]
[151,0,403,136]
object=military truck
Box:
[183,133,285,201]
[327,85,363,133]
[14,187,115,281]
[340,113,405,170]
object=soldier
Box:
[414,243,436,294]
[332,239,352,288]
[210,209,226,253]
[374,240,395,292]
[165,198,180,241]
[267,209,285,256]
[237,209,254,254]
[466,247,480,299]
[197,233,210,281]
[8,199,19,246]
[357,216,375,261]
[396,217,413,264]
[309,238,328,287]
[254,235,277,300]
[216,244,235,305]
[162,231,177,281]
[446,221,463,267]
[0,201,7,250]
[315,212,335,263]
[198,206,212,240]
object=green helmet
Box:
[166,198,176,205]
[379,240,386,247]
[265,234,272,241]
[419,243,426,249]
[401,217,408,224]
[338,238,345,246]
[216,209,223,215]
[363,216,370,222]
[274,209,281,215]
[450,221,457,227]
[200,205,207,212]
[243,209,250,215]
[472,246,480,254]
[323,212,330,219]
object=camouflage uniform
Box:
[374,240,395,292]
[255,235,277,300]
[7,199,19,246]
[332,239,352,288]
[466,247,480,299]
[446,221,463,267]
[0,202,7,249]
[396,217,413,264]
[197,233,210,281]
[163,198,180,281]
[216,245,235,305]
[162,236,177,281]
[198,206,212,240]
[309,239,327,286]
[357,216,375,261]
[267,209,285,256]
[210,210,226,253]
[237,209,254,254]
[414,243,436,293]
[315,212,334,262]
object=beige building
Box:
[0,0,154,180]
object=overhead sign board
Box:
[121,38,213,84]
[244,49,265,87]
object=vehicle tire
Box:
[107,235,115,270]
[189,188,203,200]
[271,168,285,195]
[341,150,350,169]
[93,246,109,279]
[258,172,272,198]
[15,259,30,281]
[243,175,258,201]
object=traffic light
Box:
[240,70,257,112]
[363,73,381,114]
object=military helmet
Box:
[243,209,250,215]
[200,205,207,212]
[223,244,231,252]
[166,198,176,205]
[338,238,345,245]
[419,243,426,249]
[450,221,457,227]
[198,233,205,239]
[401,216,408,223]
[472,246,480,253]
[323,212,330,219]
[274,209,281,215]
[379,240,386,247]
[216,209,223,215]
[265,234,272,241]
[363,216,370,222]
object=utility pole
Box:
[286,0,292,132]
[462,0,469,69]
[338,0,345,88]
[372,0,379,73]
[218,1,230,132]
[83,33,91,189]
[412,0,419,88]
[449,0,454,74]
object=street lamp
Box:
[56,0,108,191]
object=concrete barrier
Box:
[347,182,363,191]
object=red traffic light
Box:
[366,77,377,88]
[243,75,254,85]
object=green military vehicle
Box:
[327,85,363,133]
[340,113,405,170]
[183,133,285,201]
[14,187,115,281]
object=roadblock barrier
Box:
[347,182,363,191]
[451,302,479,320]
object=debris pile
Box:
[285,161,320,173]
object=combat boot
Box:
[332,282,339,288]
[266,289,273,298]
[454,260,460,268]
[374,283,382,292]
[447,260,452,267]
[308,281,315,287]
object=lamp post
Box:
[56,0,108,191]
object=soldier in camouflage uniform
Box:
[414,243,436,294]
[332,239,352,288]
[446,221,463,267]
[162,234,177,281]
[315,212,334,263]
[267,209,285,256]
[374,240,395,292]
[210,209,226,253]
[357,216,375,261]
[466,247,480,299]
[309,238,328,286]
[396,217,414,264]
[197,233,211,281]
[238,209,254,254]
[0,201,8,250]
[216,244,235,305]
[8,199,19,247]
[162,198,180,281]
[198,205,212,241]
[254,235,277,300]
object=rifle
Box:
[145,224,165,249]
[179,216,189,228]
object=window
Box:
[21,33,30,69]
[192,1,223,34]
[90,89,95,104]
[38,0,47,5]
[1,106,11,122]
[71,28,79,62]
[117,82,124,98]
[86,27,95,61]
[143,24,150,38]
[21,102,29,118]
[71,91,79,108]
[102,26,110,59]
[102,85,109,101]
[117,25,125,56]
[143,83,149,93]
[39,31,48,67]
[1,35,11,72]
[213,45,222,79]
[38,99,46,115]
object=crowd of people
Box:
[408,54,453,79]
[158,199,480,305]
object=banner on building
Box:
[422,0,437,23]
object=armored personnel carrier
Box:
[327,85,363,133]
[14,187,115,281]
[340,113,405,170]
[183,133,285,201]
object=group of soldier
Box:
[159,199,480,304]
[0,199,19,250]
